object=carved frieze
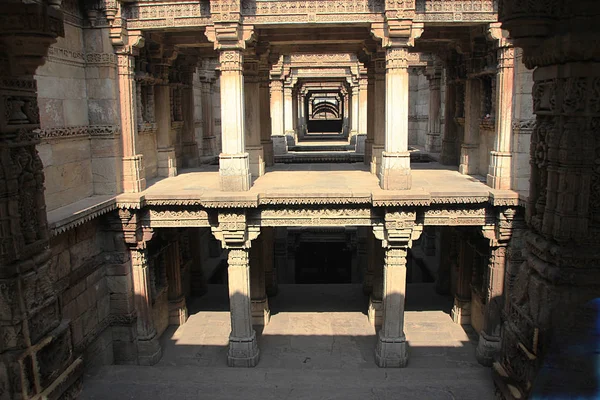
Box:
[36,125,119,140]
[423,207,491,225]
[142,208,210,228]
[414,0,498,22]
[253,207,378,227]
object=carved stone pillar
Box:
[350,84,359,137]
[365,61,376,163]
[283,85,295,146]
[459,77,481,175]
[441,76,458,165]
[356,75,369,152]
[494,3,600,396]
[270,79,287,155]
[200,77,217,156]
[368,238,385,327]
[451,230,473,325]
[380,47,412,189]
[244,57,265,178]
[118,52,147,191]
[166,238,188,326]
[297,91,305,140]
[155,82,178,177]
[181,66,199,168]
[371,53,386,175]
[487,31,515,189]
[259,62,274,166]
[425,63,442,153]
[212,212,260,367]
[131,245,163,365]
[0,3,84,397]
[363,229,375,295]
[217,49,251,190]
[250,230,271,326]
[342,91,350,136]
[373,212,423,367]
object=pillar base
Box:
[368,296,382,327]
[202,135,218,156]
[158,147,178,177]
[451,297,471,325]
[219,153,251,191]
[379,151,412,190]
[122,155,146,193]
[425,133,442,153]
[137,334,162,366]
[355,133,367,154]
[272,135,288,155]
[261,140,274,166]
[168,296,188,326]
[459,144,479,175]
[228,330,260,367]
[247,145,265,178]
[487,151,513,189]
[285,130,296,147]
[475,332,501,367]
[440,139,458,165]
[370,145,383,175]
[251,298,271,326]
[375,331,408,368]
[182,142,199,168]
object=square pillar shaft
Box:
[227,248,260,367]
[270,80,287,155]
[218,50,251,191]
[380,48,412,190]
[155,83,178,177]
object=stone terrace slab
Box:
[119,162,519,208]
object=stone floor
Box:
[81,283,494,399]
[139,162,501,199]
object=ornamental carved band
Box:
[219,50,243,72]
[497,47,515,70]
[386,48,409,69]
[228,248,249,267]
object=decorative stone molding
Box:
[36,125,119,140]
[414,0,497,23]
[423,207,493,226]
[141,208,210,228]
[252,207,378,227]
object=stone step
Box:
[289,144,353,152]
[81,364,494,400]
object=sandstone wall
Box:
[511,50,534,194]
[35,6,121,212]
[51,220,114,371]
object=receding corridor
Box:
[81,283,493,400]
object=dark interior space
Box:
[295,241,352,283]
[306,118,343,133]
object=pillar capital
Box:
[373,211,423,248]
[205,23,255,51]
[370,20,423,48]
[211,211,261,249]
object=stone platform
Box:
[80,283,493,399]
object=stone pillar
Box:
[118,52,147,192]
[356,76,368,152]
[451,231,473,325]
[244,57,265,178]
[155,82,178,177]
[371,54,386,175]
[250,231,271,325]
[262,227,278,296]
[368,238,385,327]
[425,63,442,153]
[181,65,199,168]
[212,212,260,367]
[217,49,251,191]
[270,80,287,155]
[365,61,376,163]
[166,238,188,326]
[380,48,412,190]
[259,62,274,166]
[350,84,359,137]
[273,227,287,285]
[459,77,481,175]
[363,229,375,295]
[283,85,295,146]
[342,91,350,136]
[487,38,515,189]
[200,77,217,156]
[373,213,422,367]
[495,4,600,396]
[441,73,458,165]
[475,234,508,366]
[131,245,163,365]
